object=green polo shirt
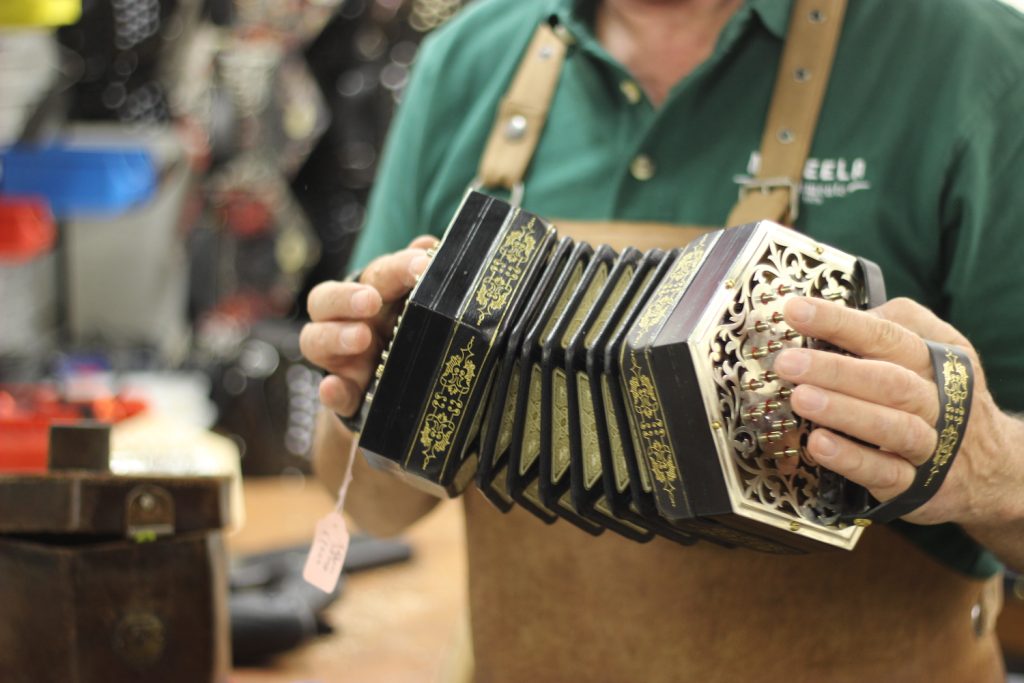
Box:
[352,0,1024,578]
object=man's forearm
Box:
[959,408,1024,572]
[313,408,440,537]
[966,520,1024,574]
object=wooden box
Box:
[0,425,231,682]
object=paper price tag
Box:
[303,435,358,593]
[303,510,350,593]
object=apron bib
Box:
[450,1,1004,680]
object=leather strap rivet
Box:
[777,128,795,144]
[539,45,554,60]
[505,114,528,140]
[809,9,825,22]
[794,67,810,82]
[971,602,985,637]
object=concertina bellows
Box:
[348,191,893,553]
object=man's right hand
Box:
[300,235,439,422]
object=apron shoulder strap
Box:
[476,0,848,227]
[476,22,568,192]
[727,0,848,226]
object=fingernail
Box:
[813,431,837,458]
[351,288,376,315]
[786,298,815,324]
[774,348,810,377]
[793,385,827,412]
[409,254,430,278]
[341,326,364,351]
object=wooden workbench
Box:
[228,476,468,683]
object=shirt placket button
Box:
[630,154,655,181]
[619,79,642,104]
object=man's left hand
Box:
[774,296,1016,528]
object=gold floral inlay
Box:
[418,337,477,469]
[925,348,970,487]
[496,365,520,458]
[474,216,538,325]
[520,365,543,474]
[561,263,607,348]
[585,264,633,349]
[552,369,571,481]
[633,234,710,339]
[626,351,679,507]
[602,376,630,493]
[577,373,603,489]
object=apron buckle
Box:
[736,176,802,223]
[469,177,525,207]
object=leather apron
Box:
[454,1,1005,680]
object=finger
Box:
[299,321,375,370]
[319,374,364,417]
[360,247,434,302]
[783,297,930,374]
[307,282,382,322]
[407,234,439,250]
[805,428,916,502]
[872,297,968,348]
[789,384,937,466]
[774,348,939,425]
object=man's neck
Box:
[595,0,744,105]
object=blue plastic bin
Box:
[0,146,157,219]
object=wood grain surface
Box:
[229,476,468,683]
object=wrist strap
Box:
[843,342,975,525]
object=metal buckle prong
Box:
[468,178,525,207]
[737,176,801,223]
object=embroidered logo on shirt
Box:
[735,152,872,207]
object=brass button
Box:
[630,154,655,181]
[619,79,642,104]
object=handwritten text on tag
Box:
[302,510,350,593]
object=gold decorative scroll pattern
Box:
[621,235,711,513]
[577,374,603,489]
[632,233,709,338]
[602,377,629,492]
[925,348,970,487]
[626,352,679,507]
[474,216,538,325]
[418,337,478,469]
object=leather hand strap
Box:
[842,342,975,526]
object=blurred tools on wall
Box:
[0,2,463,674]
[0,0,466,476]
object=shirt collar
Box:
[749,0,793,39]
[547,0,794,46]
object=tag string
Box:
[335,437,358,512]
